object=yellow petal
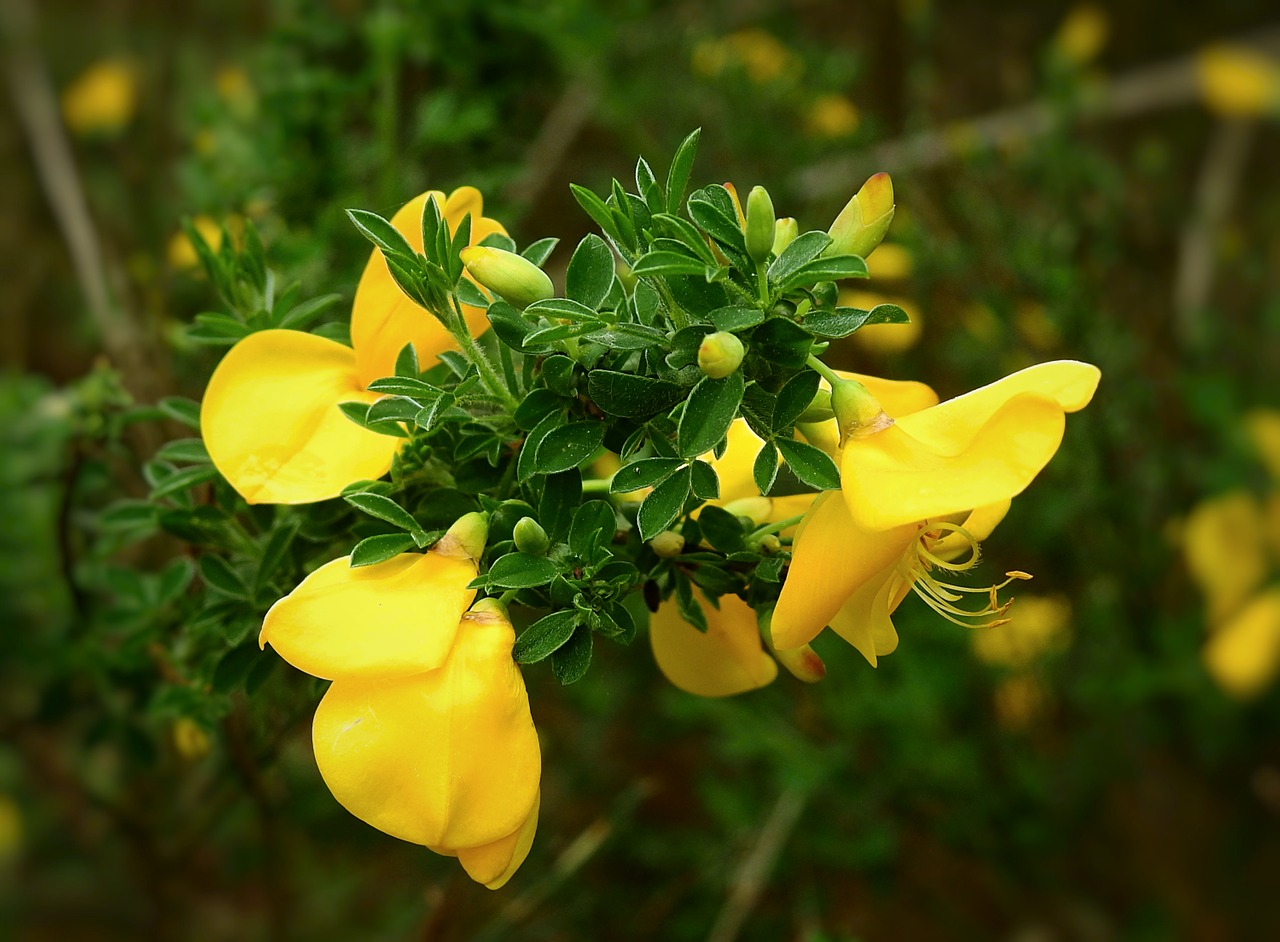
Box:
[709,420,768,505]
[1184,490,1268,625]
[932,500,1011,560]
[842,392,1068,531]
[649,593,777,697]
[452,791,540,889]
[826,567,902,666]
[1203,588,1280,700]
[771,492,916,649]
[350,188,507,385]
[261,551,477,680]
[201,329,398,504]
[312,605,540,847]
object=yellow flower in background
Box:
[201,187,505,504]
[1184,490,1268,625]
[1196,45,1280,117]
[772,360,1101,660]
[971,594,1072,669]
[261,516,541,889]
[843,289,923,355]
[61,58,138,136]
[172,717,212,760]
[692,29,798,85]
[1247,410,1280,481]
[806,94,860,139]
[1051,4,1109,66]
[993,674,1046,730]
[1015,302,1062,352]
[167,215,232,270]
[215,65,256,113]
[1203,589,1280,700]
[0,794,22,864]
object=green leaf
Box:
[565,234,615,310]
[199,554,250,598]
[487,299,533,351]
[673,573,708,631]
[521,237,559,266]
[587,371,685,419]
[750,318,814,369]
[454,278,491,308]
[513,389,565,431]
[652,213,719,266]
[666,128,701,214]
[804,303,910,339]
[551,625,593,684]
[518,409,567,481]
[689,459,720,500]
[277,293,342,330]
[541,355,578,397]
[151,465,220,500]
[365,376,446,397]
[637,465,692,540]
[709,306,766,332]
[158,396,201,429]
[155,438,210,464]
[255,518,300,589]
[343,493,428,544]
[346,208,416,260]
[366,396,422,426]
[513,609,580,663]
[350,533,417,567]
[777,254,868,292]
[581,323,667,351]
[98,500,157,532]
[570,184,621,244]
[773,370,821,432]
[697,505,744,552]
[630,251,707,278]
[767,231,832,283]
[688,185,746,255]
[678,372,745,458]
[610,457,684,493]
[775,437,841,490]
[486,552,560,589]
[526,297,600,323]
[394,342,419,378]
[753,441,780,494]
[570,500,618,558]
[535,421,605,474]
[538,469,582,541]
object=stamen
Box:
[899,523,1032,629]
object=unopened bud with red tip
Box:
[435,511,489,562]
[830,376,892,446]
[745,186,776,264]
[649,530,685,558]
[772,217,799,255]
[512,516,549,555]
[825,172,895,260]
[760,609,826,684]
[459,246,554,310]
[698,331,745,379]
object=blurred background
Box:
[3,0,1280,939]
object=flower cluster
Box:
[195,142,1099,888]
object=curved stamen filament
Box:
[899,522,1033,629]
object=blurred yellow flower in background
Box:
[972,594,1072,669]
[167,215,228,270]
[61,58,138,136]
[806,94,860,139]
[1051,4,1110,66]
[993,674,1046,730]
[0,794,21,865]
[692,29,798,85]
[1196,45,1280,117]
[172,717,212,760]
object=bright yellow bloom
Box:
[649,592,778,697]
[262,516,540,889]
[201,188,505,504]
[772,360,1100,659]
[61,59,138,136]
[1196,45,1280,117]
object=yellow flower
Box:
[1183,490,1268,626]
[0,794,21,864]
[1196,45,1280,117]
[168,215,234,270]
[201,188,505,504]
[1051,5,1109,66]
[61,59,138,136]
[1203,589,1280,700]
[172,717,212,760]
[806,94,860,139]
[692,29,798,85]
[262,518,541,889]
[772,360,1101,660]
[971,594,1071,669]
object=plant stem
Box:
[581,476,614,494]
[449,294,519,409]
[746,515,806,541]
[805,354,843,387]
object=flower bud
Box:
[826,172,895,260]
[745,186,776,264]
[459,246,554,310]
[758,533,782,554]
[771,217,799,255]
[698,331,745,379]
[512,516,550,555]
[649,530,686,558]
[830,377,892,446]
[436,511,489,562]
